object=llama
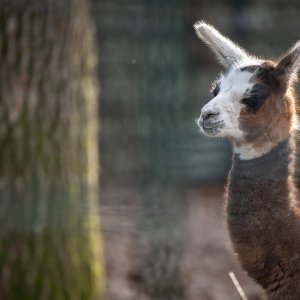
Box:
[194,22,300,299]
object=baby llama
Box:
[194,22,300,299]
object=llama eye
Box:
[212,82,220,97]
[242,96,260,107]
[241,84,271,112]
[241,95,267,113]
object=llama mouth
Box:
[202,120,224,130]
[200,120,224,136]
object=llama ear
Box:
[275,41,300,82]
[194,21,254,68]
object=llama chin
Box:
[195,21,300,298]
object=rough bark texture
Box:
[0,0,103,299]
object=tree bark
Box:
[0,0,103,299]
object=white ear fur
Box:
[275,41,300,82]
[194,21,256,68]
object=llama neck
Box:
[230,138,293,186]
[227,135,299,287]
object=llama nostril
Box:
[202,110,220,121]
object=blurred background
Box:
[1,0,300,299]
[95,1,300,300]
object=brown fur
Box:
[194,22,300,298]
[227,60,300,299]
[236,60,297,158]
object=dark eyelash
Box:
[241,84,271,112]
[242,96,262,108]
[212,82,220,97]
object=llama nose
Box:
[201,108,220,121]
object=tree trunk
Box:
[0,0,103,299]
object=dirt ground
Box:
[100,184,264,300]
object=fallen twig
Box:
[229,271,248,300]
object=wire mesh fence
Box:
[1,0,300,299]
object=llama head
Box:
[194,21,300,159]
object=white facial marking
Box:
[198,68,255,139]
[194,22,300,160]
